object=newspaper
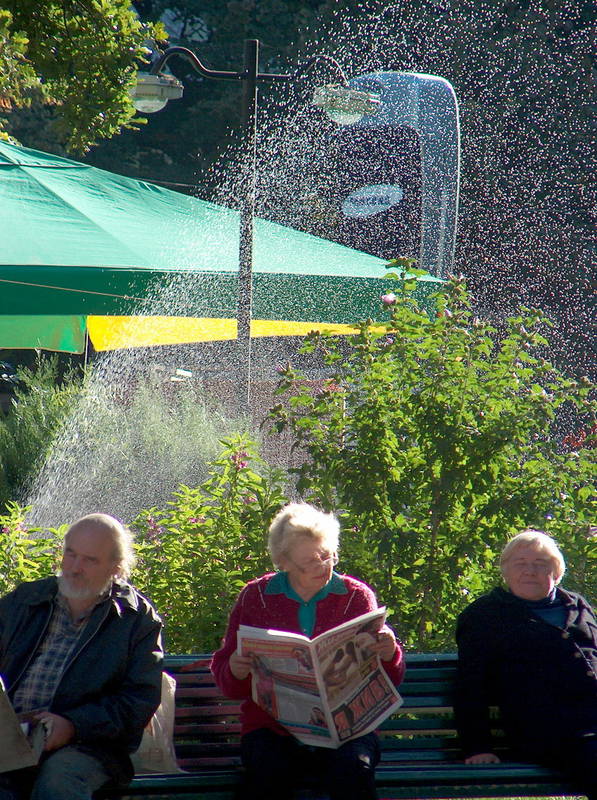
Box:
[237,607,402,748]
[0,682,47,773]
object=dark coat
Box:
[454,586,597,759]
[0,576,163,783]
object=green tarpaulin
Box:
[0,141,441,351]
[0,316,86,352]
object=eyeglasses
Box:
[287,552,339,574]
[507,558,554,574]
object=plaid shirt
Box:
[12,593,101,714]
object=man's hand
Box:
[34,712,76,752]
[369,625,398,661]
[229,652,253,680]
[465,752,501,764]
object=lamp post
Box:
[132,41,380,410]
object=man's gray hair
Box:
[65,513,136,580]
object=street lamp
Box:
[131,41,380,410]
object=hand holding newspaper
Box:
[237,607,402,748]
[0,681,48,773]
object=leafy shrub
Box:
[2,280,594,657]
[130,435,288,653]
[0,357,83,511]
[268,273,596,650]
[0,502,62,594]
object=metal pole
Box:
[237,39,259,413]
[144,43,352,412]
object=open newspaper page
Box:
[237,607,402,748]
[0,684,46,773]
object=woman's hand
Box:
[369,625,397,661]
[229,652,253,680]
[465,753,501,764]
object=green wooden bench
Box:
[102,653,576,800]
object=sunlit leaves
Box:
[0,503,62,593]
[0,0,164,151]
[268,275,596,650]
[130,435,288,652]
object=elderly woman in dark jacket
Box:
[454,529,596,800]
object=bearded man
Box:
[0,513,163,800]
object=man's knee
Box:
[31,747,110,800]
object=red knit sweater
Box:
[210,572,405,736]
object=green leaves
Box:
[0,0,164,152]
[131,436,288,652]
[1,277,594,656]
[268,276,596,649]
[0,356,83,510]
[0,503,62,594]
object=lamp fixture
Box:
[130,72,184,113]
[312,84,381,125]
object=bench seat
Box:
[101,653,576,800]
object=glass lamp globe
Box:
[130,73,184,113]
[312,84,381,125]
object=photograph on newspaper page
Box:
[237,607,402,748]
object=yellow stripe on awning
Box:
[88,316,237,350]
[87,316,362,350]
[251,320,360,337]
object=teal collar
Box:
[265,572,346,636]
[265,571,347,599]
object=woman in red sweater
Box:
[211,502,405,800]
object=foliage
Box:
[0,502,62,594]
[267,273,596,650]
[130,435,288,653]
[0,1,165,152]
[0,9,38,112]
[0,356,84,512]
[1,278,594,655]
[1,309,593,657]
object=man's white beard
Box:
[57,572,113,600]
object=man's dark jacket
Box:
[0,576,163,783]
[454,586,597,759]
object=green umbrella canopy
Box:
[0,141,441,348]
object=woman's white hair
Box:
[500,529,566,584]
[268,503,340,569]
[65,513,136,580]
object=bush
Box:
[0,502,62,595]
[268,273,596,650]
[130,435,288,653]
[3,280,594,656]
[0,357,83,511]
